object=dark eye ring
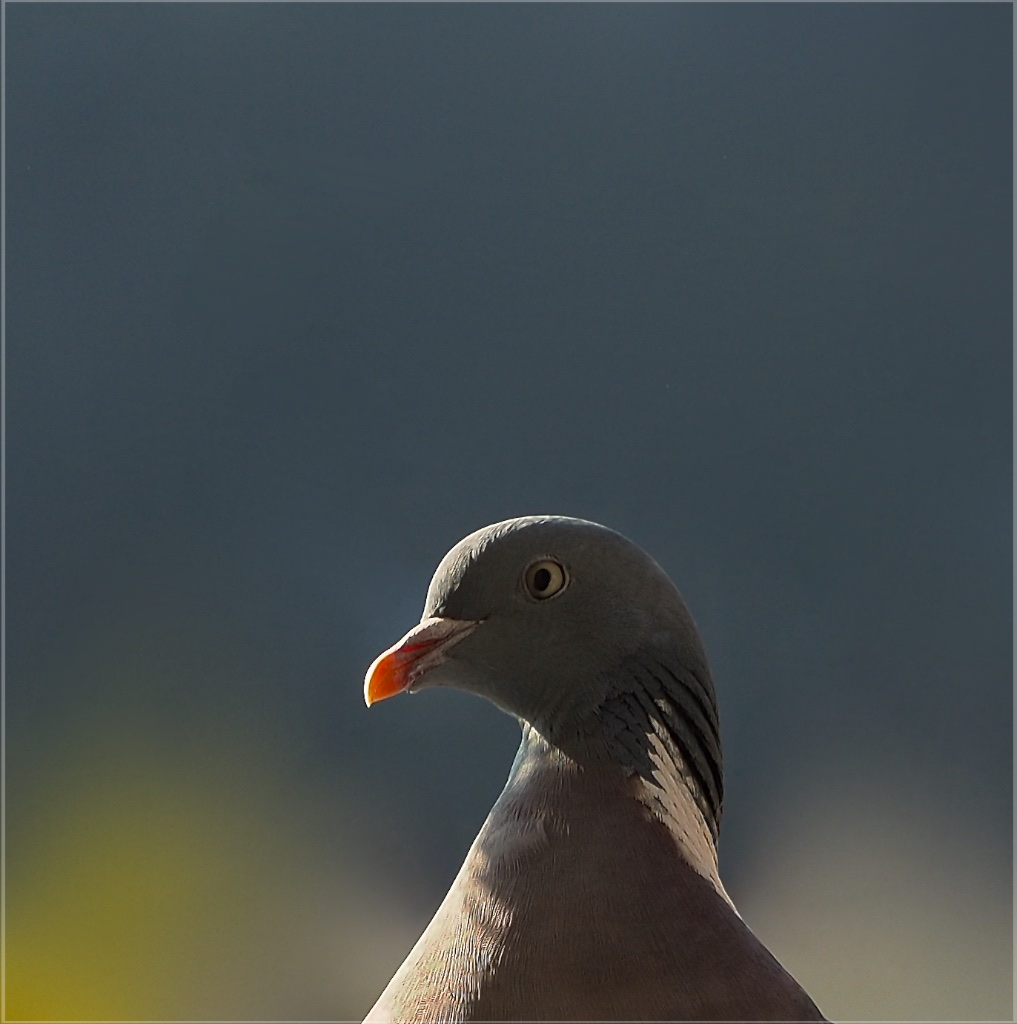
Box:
[524,559,568,600]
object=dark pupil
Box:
[533,567,552,592]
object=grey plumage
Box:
[363,516,826,1022]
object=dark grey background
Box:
[8,4,1012,1021]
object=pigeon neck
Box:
[521,696,725,892]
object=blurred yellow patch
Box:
[7,740,272,1021]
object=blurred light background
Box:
[6,4,1012,1022]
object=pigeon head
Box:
[365,516,724,843]
[366,517,694,722]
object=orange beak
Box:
[364,616,481,706]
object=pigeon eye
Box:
[524,559,568,600]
